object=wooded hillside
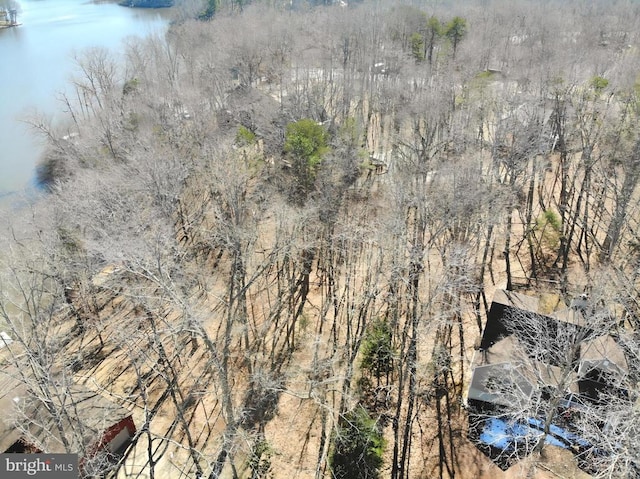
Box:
[2,1,640,478]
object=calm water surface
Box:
[0,0,170,197]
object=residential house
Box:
[0,361,136,473]
[466,289,630,471]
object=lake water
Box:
[0,0,170,197]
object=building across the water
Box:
[0,8,19,27]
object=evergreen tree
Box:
[331,407,384,479]
[445,16,467,58]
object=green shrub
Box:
[535,209,562,250]
[410,32,425,62]
[543,209,561,232]
[236,125,257,146]
[248,437,273,479]
[284,119,328,165]
[361,318,394,383]
[284,119,329,201]
[590,76,609,93]
[331,406,385,479]
[122,78,139,96]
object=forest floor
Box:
[66,223,592,479]
[39,155,597,479]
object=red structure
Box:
[0,363,136,472]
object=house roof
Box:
[471,289,629,410]
[468,289,630,473]
[0,361,133,454]
[472,335,582,401]
[581,334,628,372]
[492,289,540,312]
[480,335,522,364]
[468,362,534,408]
[480,290,541,349]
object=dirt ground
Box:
[46,156,601,479]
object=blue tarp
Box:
[480,417,541,450]
[479,417,589,452]
[526,418,591,448]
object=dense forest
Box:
[2,0,640,477]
